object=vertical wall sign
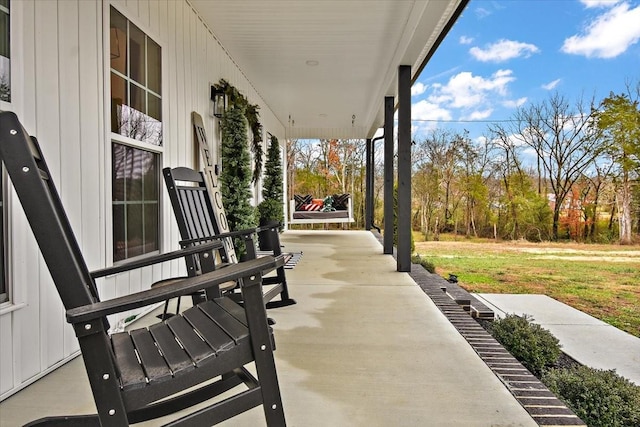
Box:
[192,111,238,264]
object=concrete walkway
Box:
[241,230,536,427]
[475,293,640,385]
[1,231,537,426]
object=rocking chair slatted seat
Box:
[163,166,296,309]
[0,111,286,426]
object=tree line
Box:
[287,85,640,244]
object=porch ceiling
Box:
[190,0,468,139]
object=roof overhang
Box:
[190,0,469,139]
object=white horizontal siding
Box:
[1,0,285,400]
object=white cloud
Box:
[412,99,452,121]
[459,36,474,45]
[429,69,516,109]
[411,100,452,135]
[503,97,528,108]
[475,7,492,18]
[542,79,562,90]
[562,2,640,58]
[470,39,540,62]
[420,66,461,83]
[474,135,489,146]
[580,0,621,8]
[463,109,494,121]
[411,82,427,96]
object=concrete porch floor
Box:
[0,230,536,426]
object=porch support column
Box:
[383,96,394,255]
[397,65,411,272]
[365,138,372,230]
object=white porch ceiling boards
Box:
[190,0,467,139]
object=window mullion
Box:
[126,19,130,112]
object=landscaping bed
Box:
[480,314,640,427]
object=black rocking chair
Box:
[163,166,296,309]
[0,111,286,426]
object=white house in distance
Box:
[0,0,467,400]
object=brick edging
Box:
[408,263,587,427]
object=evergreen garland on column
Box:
[258,134,284,225]
[220,103,256,253]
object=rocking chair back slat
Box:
[0,113,99,310]
[166,167,233,266]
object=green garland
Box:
[219,103,256,254]
[213,79,263,183]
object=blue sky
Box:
[411,0,640,141]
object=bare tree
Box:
[413,129,465,237]
[491,93,604,240]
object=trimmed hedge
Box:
[488,314,561,377]
[411,254,436,273]
[543,366,640,427]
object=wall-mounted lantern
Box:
[210,86,227,118]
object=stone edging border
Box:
[408,263,587,427]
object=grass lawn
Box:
[414,234,640,337]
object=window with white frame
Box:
[110,6,162,262]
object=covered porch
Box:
[1,0,472,404]
[0,231,536,426]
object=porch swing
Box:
[289,193,355,225]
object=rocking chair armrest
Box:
[256,223,282,233]
[68,255,285,323]
[89,240,225,279]
[179,228,259,246]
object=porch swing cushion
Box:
[290,193,353,223]
[294,194,312,210]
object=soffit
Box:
[190,0,467,139]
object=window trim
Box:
[0,0,20,310]
[111,141,161,262]
[0,0,11,109]
[0,166,8,305]
[105,2,165,266]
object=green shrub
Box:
[257,199,283,227]
[543,366,640,427]
[488,314,561,376]
[411,254,436,273]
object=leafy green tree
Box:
[591,88,640,244]
[220,104,255,253]
[497,171,552,241]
